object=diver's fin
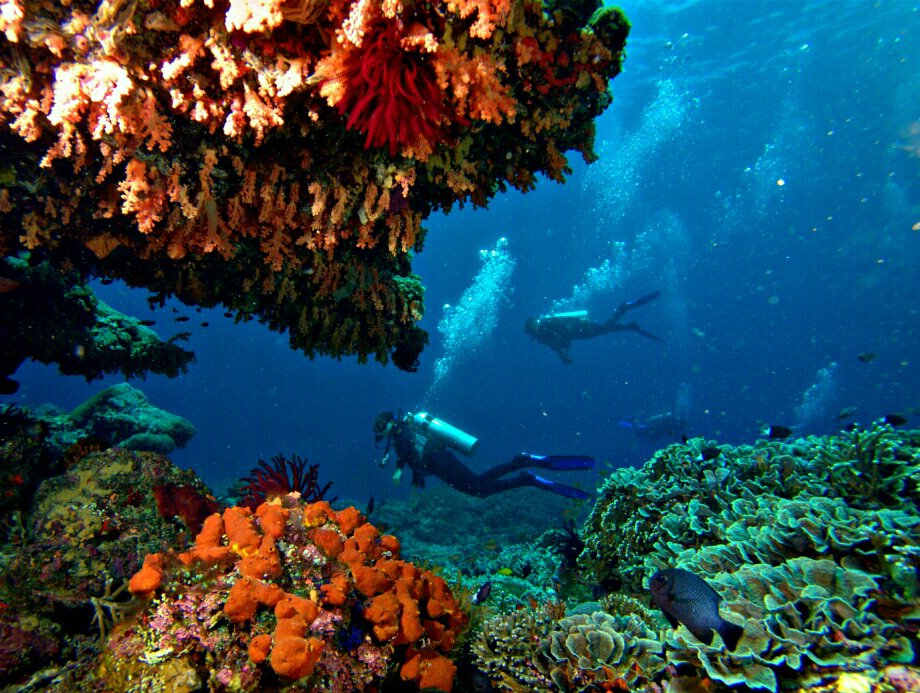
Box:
[623,291,660,310]
[623,320,665,343]
[519,453,595,471]
[610,292,660,325]
[521,471,591,499]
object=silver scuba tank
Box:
[410,412,480,456]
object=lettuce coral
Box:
[575,424,919,692]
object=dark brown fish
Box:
[857,353,876,363]
[174,316,190,323]
[650,568,743,650]
[883,414,907,426]
[138,319,156,327]
[471,580,493,605]
[766,425,793,440]
[0,277,20,293]
[698,447,721,461]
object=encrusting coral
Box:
[80,495,471,691]
[0,0,630,371]
[0,447,218,685]
[0,257,194,394]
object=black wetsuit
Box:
[388,421,590,499]
[527,291,663,364]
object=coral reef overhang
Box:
[0,0,630,371]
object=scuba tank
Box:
[410,412,480,456]
[542,310,588,321]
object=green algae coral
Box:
[580,424,919,593]
[661,557,912,691]
[0,258,194,391]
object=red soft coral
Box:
[238,453,335,508]
[335,19,449,156]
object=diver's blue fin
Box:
[618,417,647,430]
[623,291,660,309]
[521,471,591,499]
[623,320,665,343]
[520,453,595,471]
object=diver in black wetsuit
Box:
[373,412,594,500]
[525,291,664,364]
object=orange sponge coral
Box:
[270,635,324,679]
[401,647,458,691]
[123,496,470,690]
[128,552,164,597]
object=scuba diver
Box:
[525,291,664,364]
[373,411,594,500]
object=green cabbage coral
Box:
[577,425,919,692]
[537,611,664,691]
[660,557,913,691]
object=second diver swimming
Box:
[525,291,664,364]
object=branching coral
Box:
[472,602,558,690]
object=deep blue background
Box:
[7,1,919,503]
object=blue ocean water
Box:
[7,0,919,506]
